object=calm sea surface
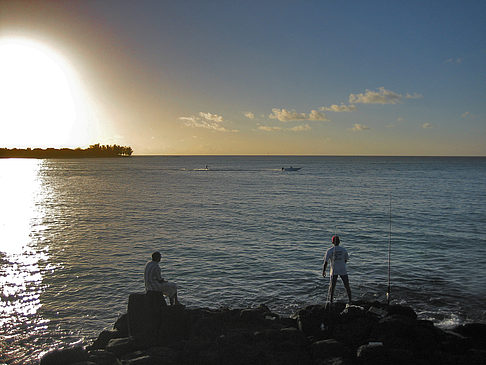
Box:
[1,156,486,363]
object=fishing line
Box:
[386,193,392,305]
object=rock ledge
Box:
[40,294,486,365]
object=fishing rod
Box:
[386,193,392,305]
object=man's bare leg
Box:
[341,275,352,303]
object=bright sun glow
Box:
[0,38,96,148]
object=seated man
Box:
[144,251,180,305]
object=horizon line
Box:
[133,154,486,157]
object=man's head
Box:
[152,251,161,262]
[332,235,340,245]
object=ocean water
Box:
[1,156,485,363]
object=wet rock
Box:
[370,314,440,353]
[240,304,272,321]
[440,330,472,355]
[90,330,123,350]
[128,293,164,345]
[145,346,179,364]
[123,355,157,365]
[294,304,339,339]
[87,349,119,365]
[40,347,88,365]
[312,339,351,360]
[105,337,136,357]
[356,342,387,364]
[464,349,486,365]
[356,343,417,365]
[114,313,129,337]
[156,305,192,344]
[315,357,351,365]
[334,307,378,346]
[386,304,417,320]
[50,297,486,365]
[452,323,486,350]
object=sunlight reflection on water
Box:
[0,159,49,363]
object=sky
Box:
[0,0,485,155]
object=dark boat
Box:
[282,167,301,171]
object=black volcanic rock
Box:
[42,294,486,365]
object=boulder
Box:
[90,330,123,350]
[40,347,88,365]
[240,304,272,322]
[370,315,440,354]
[452,323,486,350]
[87,349,119,365]
[105,337,136,357]
[355,343,417,365]
[156,305,192,344]
[356,342,388,364]
[333,306,378,346]
[123,355,157,365]
[145,346,179,364]
[293,305,339,339]
[312,339,351,360]
[386,304,417,320]
[315,357,351,365]
[76,297,486,365]
[127,292,165,345]
[114,313,129,337]
[440,330,473,355]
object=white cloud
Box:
[269,108,307,122]
[289,124,311,132]
[268,108,329,122]
[422,122,432,129]
[199,112,223,123]
[405,92,423,99]
[349,87,402,105]
[258,126,282,132]
[179,112,238,132]
[244,112,255,119]
[308,109,329,121]
[320,104,356,112]
[349,123,370,132]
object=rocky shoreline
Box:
[40,293,486,364]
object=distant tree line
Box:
[0,144,133,159]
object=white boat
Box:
[282,166,301,171]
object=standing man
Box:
[144,251,180,305]
[322,235,352,304]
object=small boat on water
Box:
[282,166,301,171]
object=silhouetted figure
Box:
[144,251,179,305]
[322,235,352,304]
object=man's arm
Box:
[322,261,327,277]
[153,266,166,283]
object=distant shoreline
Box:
[0,144,132,159]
